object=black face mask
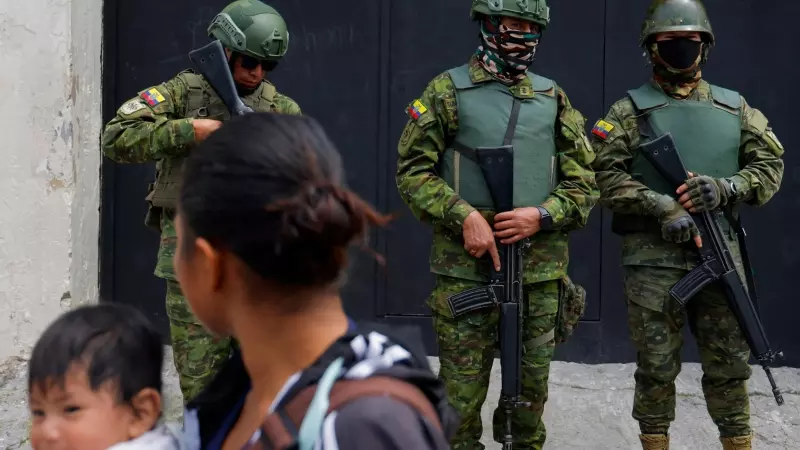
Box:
[656,38,702,70]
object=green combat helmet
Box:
[470,0,551,30]
[207,0,289,61]
[640,0,714,61]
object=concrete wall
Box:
[0,0,102,364]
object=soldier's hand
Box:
[463,211,501,271]
[653,193,703,248]
[493,207,541,244]
[192,119,223,142]
[676,172,728,213]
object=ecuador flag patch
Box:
[140,88,166,107]
[591,120,615,140]
[407,99,428,120]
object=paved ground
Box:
[1,349,797,449]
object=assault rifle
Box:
[188,39,254,116]
[639,132,784,406]
[445,145,528,450]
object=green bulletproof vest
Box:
[439,65,559,210]
[147,71,278,210]
[614,82,742,233]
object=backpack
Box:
[253,357,443,450]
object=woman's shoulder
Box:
[327,395,450,450]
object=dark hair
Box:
[178,112,390,287]
[28,303,163,403]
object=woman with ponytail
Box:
[173,112,457,450]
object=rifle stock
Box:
[444,145,527,449]
[188,40,254,116]
[638,132,784,406]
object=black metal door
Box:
[102,0,800,366]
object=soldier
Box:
[590,1,784,449]
[395,1,598,448]
[101,0,301,402]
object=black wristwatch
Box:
[537,206,553,230]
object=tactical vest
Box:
[439,65,559,210]
[612,82,742,234]
[147,70,278,211]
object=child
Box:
[27,303,183,450]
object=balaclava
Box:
[475,15,540,84]
[648,37,704,99]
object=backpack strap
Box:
[259,376,443,449]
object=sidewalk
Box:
[1,350,797,449]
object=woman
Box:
[173,112,458,449]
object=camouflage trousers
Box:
[623,265,752,437]
[165,279,234,402]
[429,275,558,450]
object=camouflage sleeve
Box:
[540,88,599,230]
[590,100,663,216]
[274,92,302,115]
[101,75,196,164]
[732,97,785,206]
[395,73,475,234]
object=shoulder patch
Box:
[407,99,429,120]
[140,88,166,107]
[591,120,615,140]
[120,98,147,115]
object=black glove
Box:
[652,194,701,244]
[683,175,733,212]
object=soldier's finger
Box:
[676,183,690,194]
[682,199,694,210]
[500,234,524,245]
[473,247,487,259]
[679,221,691,243]
[690,226,703,248]
[488,242,501,271]
[494,211,514,222]
[493,220,515,230]
[678,192,691,204]
[494,228,517,238]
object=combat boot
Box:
[720,434,752,450]
[639,434,669,450]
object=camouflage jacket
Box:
[396,56,598,286]
[591,79,784,270]
[101,71,301,281]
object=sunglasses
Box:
[236,53,277,72]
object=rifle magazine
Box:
[669,263,717,306]
[446,286,498,317]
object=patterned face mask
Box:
[475,16,541,84]
[648,40,704,99]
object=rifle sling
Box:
[526,328,555,350]
[633,103,761,313]
[723,209,761,314]
[451,97,523,161]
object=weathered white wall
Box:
[0,0,102,365]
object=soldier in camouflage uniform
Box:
[101,0,301,402]
[590,1,784,449]
[396,1,598,448]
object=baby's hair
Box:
[28,303,163,403]
[178,112,392,289]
